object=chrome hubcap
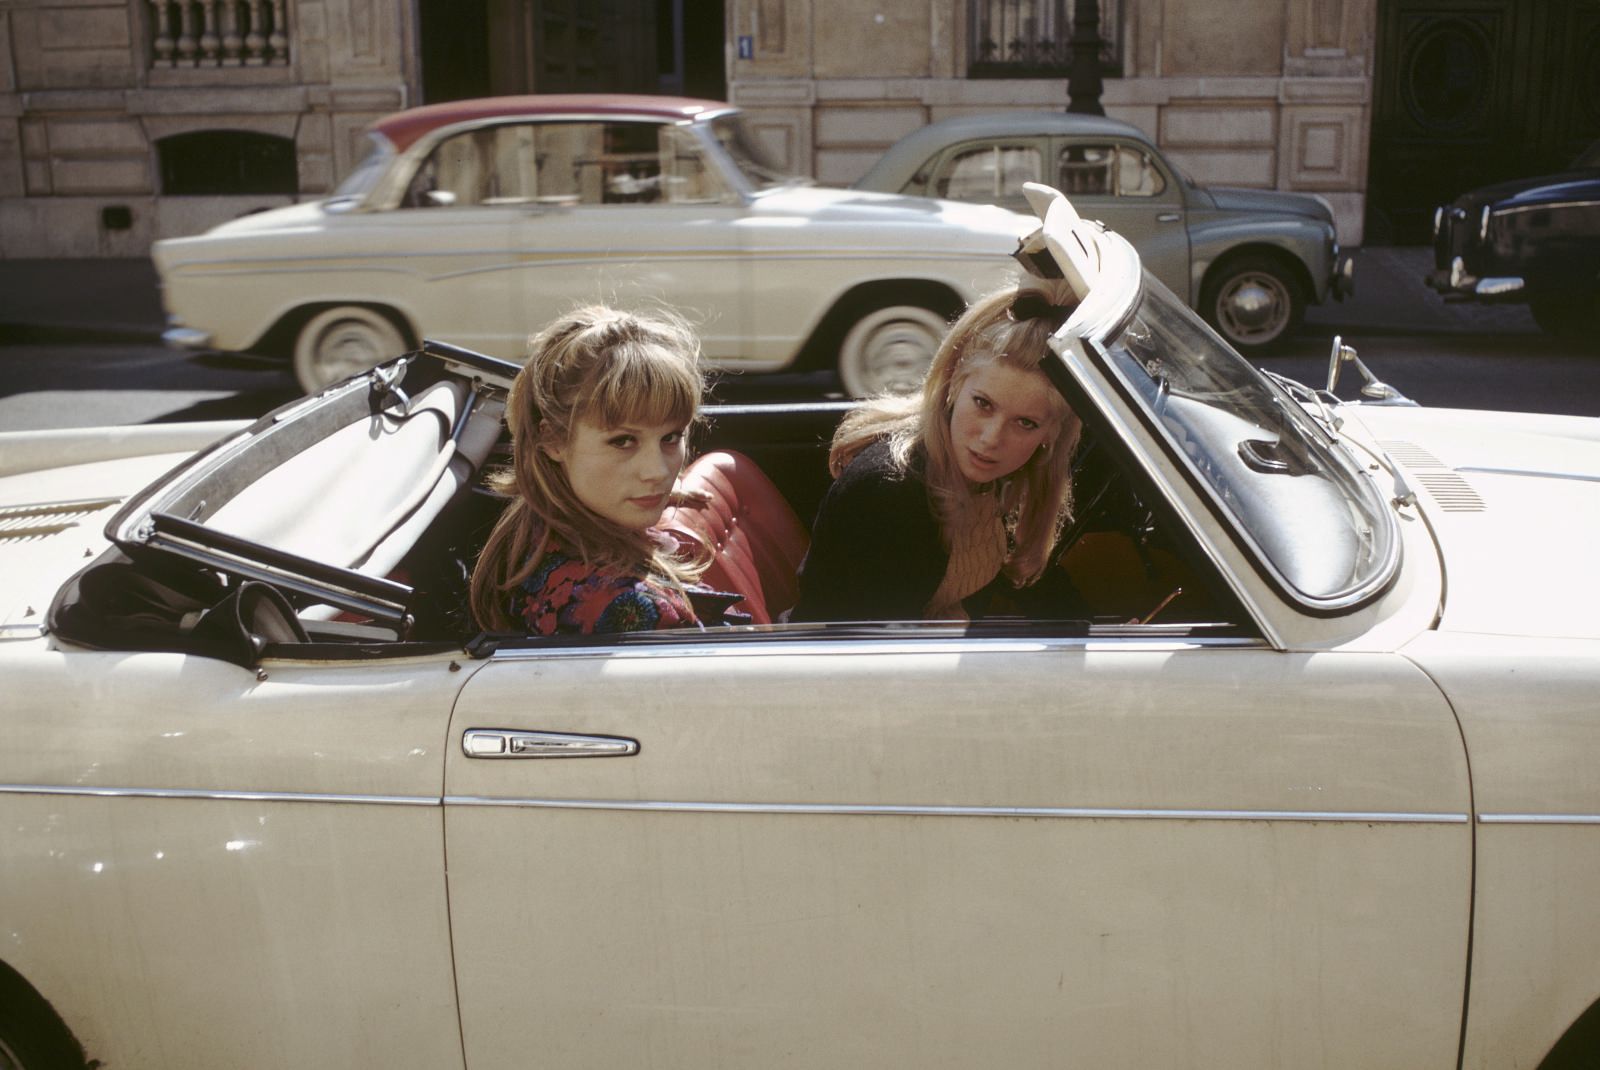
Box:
[862,322,939,395]
[1217,273,1289,343]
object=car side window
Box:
[400,121,727,209]
[934,143,1043,201]
[1055,143,1166,198]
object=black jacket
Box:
[791,440,946,622]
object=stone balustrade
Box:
[148,0,290,68]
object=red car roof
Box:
[371,94,733,152]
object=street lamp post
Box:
[1067,0,1105,116]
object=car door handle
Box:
[463,729,639,759]
[1157,212,1181,223]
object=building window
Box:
[157,130,298,195]
[969,0,1122,78]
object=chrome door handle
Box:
[1156,212,1181,223]
[463,729,639,758]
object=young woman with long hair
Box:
[791,279,1084,622]
[469,305,712,636]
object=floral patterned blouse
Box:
[511,537,697,637]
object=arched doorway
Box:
[1367,0,1600,244]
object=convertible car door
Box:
[443,633,1471,1068]
[0,649,467,1069]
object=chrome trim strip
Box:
[486,635,1265,662]
[1479,813,1600,826]
[0,784,438,806]
[445,795,1468,824]
[1457,464,1600,486]
[1493,200,1600,216]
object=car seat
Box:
[659,450,810,625]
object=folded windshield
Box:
[1095,279,1398,609]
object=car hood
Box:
[0,424,245,636]
[1200,185,1334,223]
[181,199,343,241]
[752,185,1035,239]
[1345,405,1600,639]
[1450,170,1600,211]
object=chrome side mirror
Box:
[1326,335,1414,405]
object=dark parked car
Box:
[1427,140,1600,337]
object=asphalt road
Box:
[1,323,1595,433]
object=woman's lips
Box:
[629,493,667,511]
[967,449,998,469]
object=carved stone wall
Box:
[729,0,1376,244]
[0,0,415,257]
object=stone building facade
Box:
[728,0,1375,244]
[6,1,1592,258]
[0,0,416,258]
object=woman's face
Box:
[547,414,689,530]
[948,362,1057,485]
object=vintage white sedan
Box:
[5,185,1600,1070]
[153,94,1031,397]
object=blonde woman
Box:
[470,306,712,635]
[791,280,1083,622]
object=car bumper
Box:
[162,325,214,349]
[1331,250,1355,300]
[1425,256,1526,303]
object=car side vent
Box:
[1378,441,1486,513]
[0,497,122,543]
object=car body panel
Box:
[1402,631,1600,1069]
[444,642,1469,1068]
[1427,141,1600,313]
[0,650,472,1069]
[854,112,1343,309]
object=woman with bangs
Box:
[469,305,713,636]
[792,279,1085,622]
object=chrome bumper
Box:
[1331,250,1355,300]
[1425,256,1526,302]
[162,325,213,349]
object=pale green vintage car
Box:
[855,112,1355,352]
[2,186,1598,1070]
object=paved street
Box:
[0,246,1595,431]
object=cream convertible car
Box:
[5,187,1600,1070]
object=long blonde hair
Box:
[470,306,706,630]
[829,279,1083,586]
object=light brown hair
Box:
[828,279,1083,586]
[469,306,706,631]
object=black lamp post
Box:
[1067,0,1105,115]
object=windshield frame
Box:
[1065,277,1401,615]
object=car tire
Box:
[291,306,409,394]
[1530,294,1596,340]
[1200,253,1305,353]
[837,304,950,397]
[0,987,79,1070]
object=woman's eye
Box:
[1017,418,1039,431]
[607,435,637,449]
[662,431,683,446]
[972,394,992,411]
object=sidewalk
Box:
[0,258,165,344]
[0,246,1539,345]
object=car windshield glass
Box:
[332,135,392,199]
[1095,278,1398,607]
[707,113,800,191]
